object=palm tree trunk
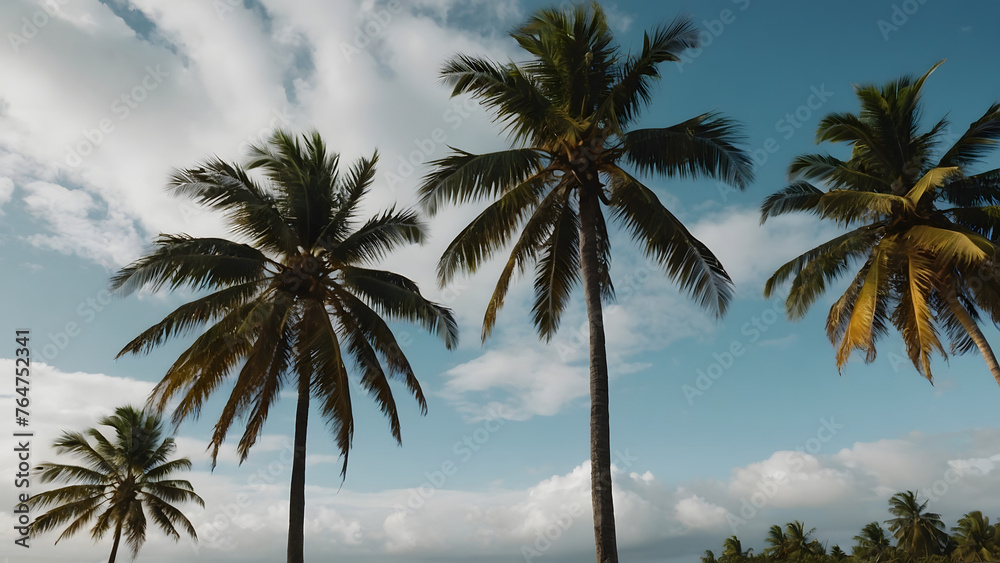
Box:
[578,182,618,563]
[944,291,1000,388]
[108,521,123,563]
[287,371,310,563]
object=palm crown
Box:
[113,130,457,471]
[421,2,754,340]
[27,406,202,562]
[761,61,1000,385]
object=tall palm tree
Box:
[952,511,999,562]
[853,521,895,563]
[418,5,752,560]
[26,406,202,563]
[760,61,1000,386]
[112,130,458,563]
[885,490,950,561]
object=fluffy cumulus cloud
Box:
[21,180,145,268]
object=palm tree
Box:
[853,521,895,563]
[418,5,752,560]
[785,520,824,558]
[701,549,719,563]
[829,544,848,561]
[112,130,458,563]
[765,524,791,560]
[722,535,752,562]
[885,490,949,561]
[26,406,202,562]
[760,61,1000,386]
[952,511,999,562]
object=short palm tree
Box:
[885,490,950,560]
[418,4,752,560]
[829,544,848,561]
[26,406,202,563]
[784,520,824,558]
[765,524,791,560]
[761,61,1000,386]
[952,511,999,562]
[721,535,752,562]
[113,130,458,563]
[853,521,895,563]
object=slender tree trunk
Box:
[108,521,123,563]
[944,291,1000,389]
[578,181,618,563]
[287,371,310,563]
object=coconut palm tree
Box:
[952,511,999,562]
[829,544,848,561]
[853,521,895,563]
[113,130,458,563]
[418,4,752,560]
[760,61,1000,387]
[765,524,792,560]
[885,490,949,561]
[722,535,753,562]
[26,406,202,563]
[785,520,824,558]
[701,549,719,563]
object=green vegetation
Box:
[700,492,1000,563]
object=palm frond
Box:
[622,112,754,190]
[418,148,547,215]
[937,103,1000,168]
[436,170,553,285]
[891,246,946,380]
[766,223,884,319]
[760,181,825,223]
[339,267,459,350]
[607,167,733,317]
[600,15,699,129]
[834,243,891,370]
[329,207,426,265]
[530,187,580,340]
[111,235,268,297]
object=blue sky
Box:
[2,0,1000,561]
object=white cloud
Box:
[690,207,845,293]
[675,494,730,530]
[0,176,13,212]
[21,180,145,269]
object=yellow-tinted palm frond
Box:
[892,246,945,381]
[906,224,993,266]
[835,243,891,370]
[904,166,960,206]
